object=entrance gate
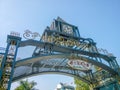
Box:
[0,17,120,90]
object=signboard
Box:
[10,31,20,37]
[68,60,92,71]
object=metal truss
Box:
[13,51,119,85]
[0,17,120,90]
[12,27,120,88]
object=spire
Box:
[57,16,67,23]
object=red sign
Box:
[68,60,92,71]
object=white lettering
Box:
[10,31,20,37]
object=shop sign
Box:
[68,60,92,71]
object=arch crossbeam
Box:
[13,56,95,84]
[12,54,118,85]
[19,40,114,62]
[13,67,92,84]
[18,40,118,74]
[15,54,117,75]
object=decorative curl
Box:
[23,30,40,40]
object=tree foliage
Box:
[74,78,90,90]
[15,79,37,90]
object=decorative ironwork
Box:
[23,30,41,40]
[0,17,120,90]
[8,45,16,55]
[10,31,20,37]
[0,35,21,90]
[98,48,114,56]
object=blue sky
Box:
[0,0,120,90]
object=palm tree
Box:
[15,79,38,90]
[74,78,90,90]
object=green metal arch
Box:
[15,54,117,74]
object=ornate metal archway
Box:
[0,17,120,90]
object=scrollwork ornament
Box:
[23,30,41,40]
[98,48,114,56]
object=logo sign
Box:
[23,30,41,40]
[68,60,92,71]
